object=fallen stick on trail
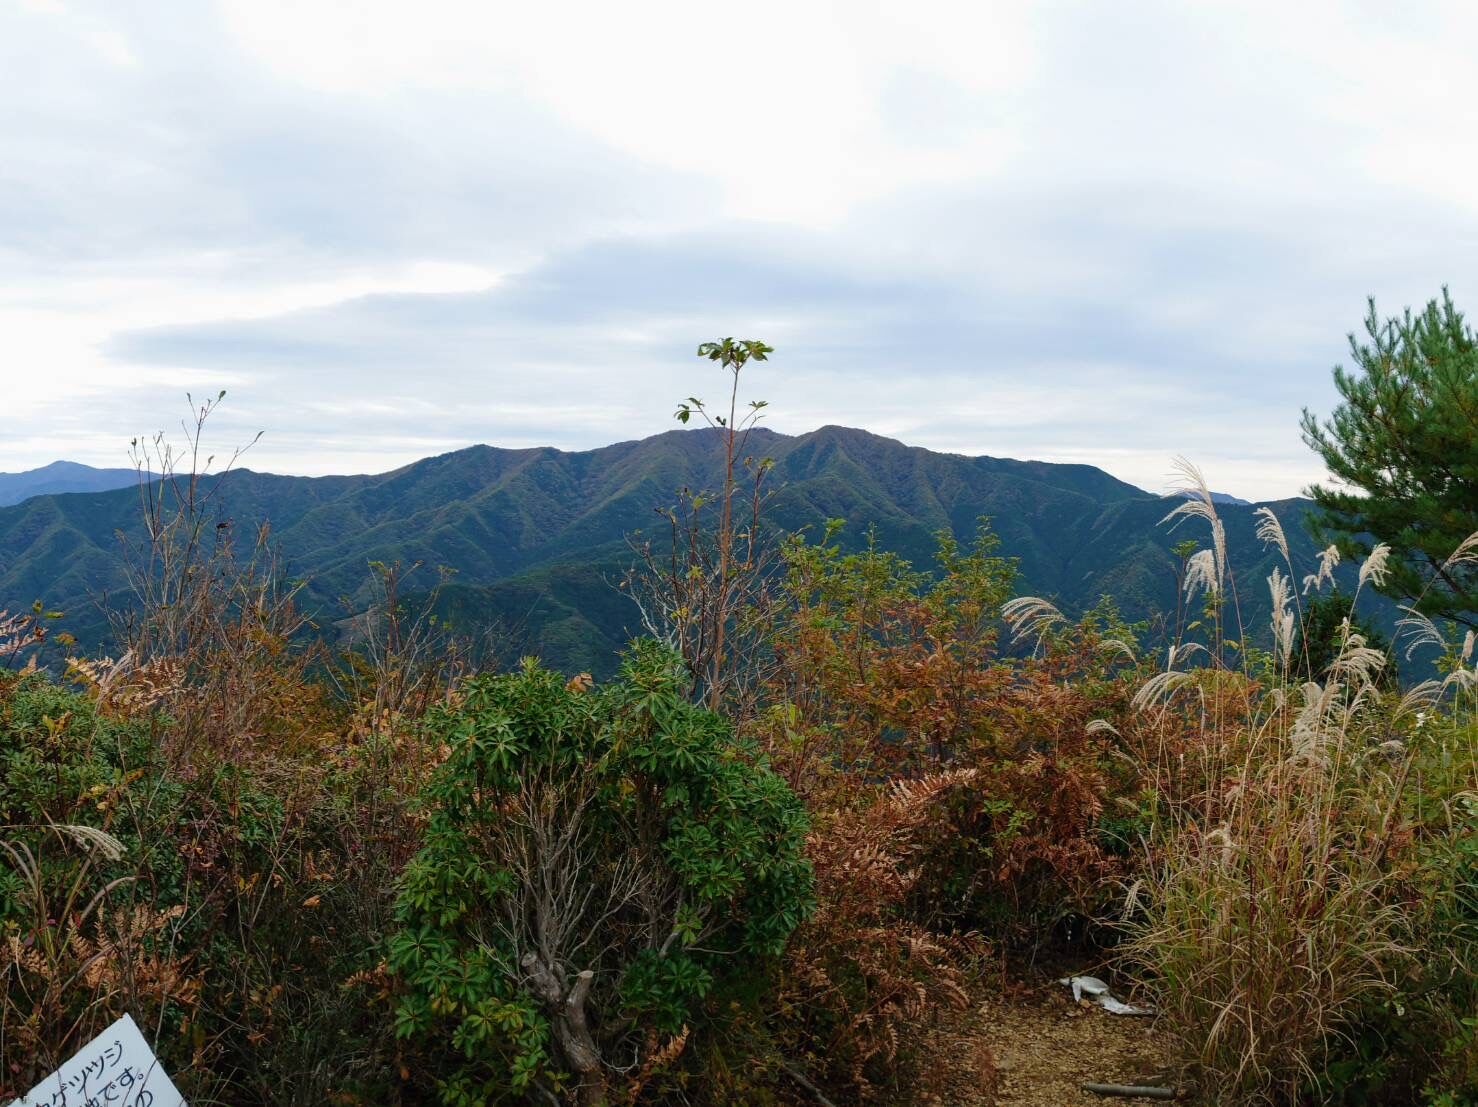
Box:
[1081,1082,1178,1100]
[780,1060,839,1107]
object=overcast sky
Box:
[3,1,1476,499]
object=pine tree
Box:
[1301,290,1478,627]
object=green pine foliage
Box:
[1295,586,1395,684]
[1302,290,1478,627]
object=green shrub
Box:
[387,641,813,1106]
[0,673,197,1091]
[0,672,403,1104]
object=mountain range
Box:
[0,426,1370,675]
[0,460,137,507]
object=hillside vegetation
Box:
[1,307,1475,1107]
[0,426,1382,676]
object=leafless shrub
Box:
[107,393,326,760]
[331,559,472,729]
[622,340,780,716]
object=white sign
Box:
[7,1014,187,1107]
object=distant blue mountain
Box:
[1172,488,1253,507]
[0,460,137,507]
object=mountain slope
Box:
[0,427,1356,673]
[0,461,137,506]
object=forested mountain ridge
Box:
[0,460,137,506]
[0,425,1358,673]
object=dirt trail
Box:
[930,968,1181,1107]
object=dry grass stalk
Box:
[1123,478,1478,1104]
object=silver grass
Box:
[1254,506,1290,564]
[1302,544,1341,594]
[1000,595,1065,653]
[1268,567,1295,670]
[1132,669,1196,712]
[1096,638,1137,663]
[1395,679,1443,720]
[1161,457,1227,586]
[51,822,127,862]
[1164,456,1215,515]
[1326,628,1388,688]
[1168,642,1206,667]
[1346,680,1380,718]
[1442,530,1478,571]
[1358,543,1392,590]
[1396,605,1447,661]
[1442,667,1477,695]
[1290,680,1341,766]
[1120,877,1145,922]
[1374,738,1408,764]
[1212,518,1227,588]
[1202,825,1237,869]
[1183,548,1220,600]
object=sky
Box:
[3,1,1477,500]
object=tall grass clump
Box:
[1118,464,1478,1104]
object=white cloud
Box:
[3,0,1477,502]
[218,0,1036,225]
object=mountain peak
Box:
[0,426,1329,678]
[0,460,137,507]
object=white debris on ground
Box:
[1059,976,1156,1017]
[979,977,1177,1107]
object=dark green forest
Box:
[0,424,1382,677]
